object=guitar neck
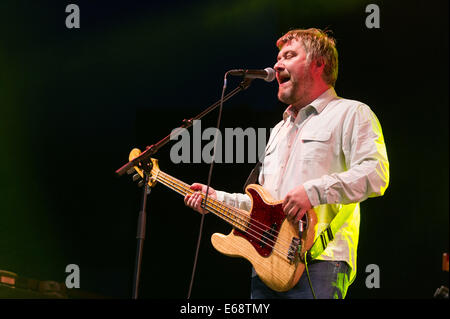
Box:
[153,170,249,231]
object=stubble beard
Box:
[277,73,313,109]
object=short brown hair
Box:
[277,28,338,87]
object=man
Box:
[184,28,389,299]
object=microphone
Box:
[228,67,276,82]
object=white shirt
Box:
[216,87,390,284]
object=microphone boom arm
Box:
[115,78,254,176]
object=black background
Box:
[0,0,448,300]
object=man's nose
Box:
[274,60,284,72]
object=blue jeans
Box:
[250,260,351,299]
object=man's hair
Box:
[276,28,338,87]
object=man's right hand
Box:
[184,183,217,214]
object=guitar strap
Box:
[243,161,262,192]
[305,206,354,262]
[243,122,283,192]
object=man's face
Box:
[274,39,314,107]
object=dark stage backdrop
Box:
[0,0,448,300]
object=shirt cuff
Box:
[303,179,325,207]
[215,190,226,203]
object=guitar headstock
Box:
[128,148,160,188]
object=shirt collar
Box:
[283,87,338,121]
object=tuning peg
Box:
[132,174,141,182]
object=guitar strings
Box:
[156,171,295,252]
[155,172,295,258]
[155,169,291,239]
[156,170,296,248]
[172,191,289,260]
[157,172,287,246]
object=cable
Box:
[304,252,317,299]
[187,73,229,299]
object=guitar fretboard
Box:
[153,170,250,231]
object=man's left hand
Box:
[282,185,312,223]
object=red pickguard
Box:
[233,187,286,257]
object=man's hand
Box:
[184,183,217,214]
[282,185,312,223]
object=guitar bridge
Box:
[287,237,300,263]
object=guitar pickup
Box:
[259,223,277,249]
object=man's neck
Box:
[291,84,331,115]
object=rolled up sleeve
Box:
[215,191,252,212]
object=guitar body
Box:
[211,184,317,292]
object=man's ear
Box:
[312,58,325,76]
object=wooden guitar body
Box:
[211,184,317,292]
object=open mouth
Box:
[278,73,290,85]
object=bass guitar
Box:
[128,148,318,292]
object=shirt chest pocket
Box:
[299,130,332,160]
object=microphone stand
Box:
[115,78,253,299]
[132,169,150,299]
